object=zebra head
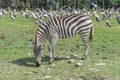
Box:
[34,44,42,67]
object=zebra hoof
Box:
[81,56,86,60]
[81,57,85,60]
[36,61,41,67]
[49,58,54,64]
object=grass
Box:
[0,13,120,80]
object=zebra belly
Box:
[58,31,77,39]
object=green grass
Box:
[0,14,120,80]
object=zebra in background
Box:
[34,13,94,67]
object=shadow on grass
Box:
[11,56,69,67]
[11,56,49,67]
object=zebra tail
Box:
[89,26,94,42]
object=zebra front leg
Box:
[48,34,58,64]
[48,44,55,64]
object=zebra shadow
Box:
[11,56,69,67]
[11,56,49,67]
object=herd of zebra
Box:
[0,7,120,67]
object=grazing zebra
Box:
[34,13,94,67]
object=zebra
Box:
[34,13,94,67]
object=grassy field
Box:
[0,14,120,80]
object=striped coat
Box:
[34,13,94,67]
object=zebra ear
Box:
[30,39,34,44]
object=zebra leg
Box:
[48,34,58,64]
[79,34,89,60]
[81,39,89,60]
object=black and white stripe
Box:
[34,13,94,67]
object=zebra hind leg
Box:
[48,34,58,64]
[81,38,89,60]
[81,40,89,60]
[79,33,89,60]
